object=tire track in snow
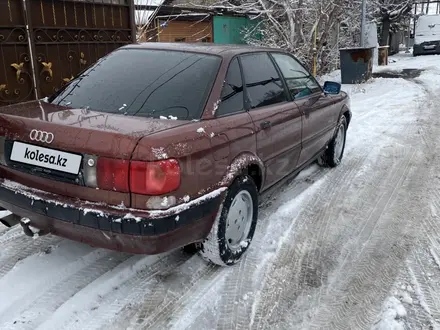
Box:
[0,233,63,280]
[0,249,132,330]
[212,167,327,330]
[407,245,440,327]
[36,251,189,330]
[303,75,437,330]
[129,257,219,329]
[0,225,24,245]
[397,189,440,330]
[145,266,227,330]
[305,147,420,329]
[379,78,440,330]
[251,133,420,330]
[104,255,212,330]
[211,250,257,330]
[251,147,374,330]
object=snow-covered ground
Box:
[1,53,440,330]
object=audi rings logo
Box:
[29,129,55,144]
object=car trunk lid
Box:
[0,100,187,202]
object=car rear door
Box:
[271,53,339,167]
[240,52,302,189]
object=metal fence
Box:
[0,0,135,106]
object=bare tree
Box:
[369,0,414,45]
[135,0,165,41]
[212,0,364,74]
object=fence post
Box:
[22,0,41,100]
[128,0,136,43]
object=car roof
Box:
[122,42,290,57]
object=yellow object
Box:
[41,62,53,78]
[11,62,24,82]
[63,76,74,83]
[80,52,87,66]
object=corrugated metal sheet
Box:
[213,16,259,44]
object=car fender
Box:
[338,104,352,128]
[218,152,265,189]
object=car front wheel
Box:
[319,116,347,168]
[199,175,258,266]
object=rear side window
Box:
[272,53,321,100]
[49,49,221,120]
[216,58,245,117]
[240,53,288,109]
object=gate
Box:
[0,0,135,106]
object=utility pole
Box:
[360,0,367,47]
[406,17,411,53]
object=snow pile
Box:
[373,296,407,330]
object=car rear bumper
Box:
[0,180,225,254]
[413,41,440,55]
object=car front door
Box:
[240,52,302,189]
[271,53,339,167]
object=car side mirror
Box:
[323,81,341,95]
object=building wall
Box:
[213,16,259,44]
[157,20,213,43]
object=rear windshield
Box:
[49,48,221,120]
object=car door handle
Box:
[260,121,271,129]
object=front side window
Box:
[272,53,321,100]
[49,49,221,120]
[216,58,245,117]
[240,53,288,109]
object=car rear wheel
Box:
[319,116,347,168]
[199,175,258,266]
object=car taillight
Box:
[130,159,181,195]
[94,158,181,195]
[97,157,130,192]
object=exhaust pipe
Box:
[0,214,21,228]
[1,214,49,237]
[20,218,48,238]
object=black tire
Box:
[182,242,201,255]
[319,116,347,168]
[199,175,259,266]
